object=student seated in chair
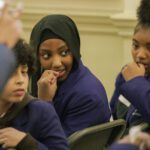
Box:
[0,39,69,150]
[30,14,111,137]
[110,0,150,133]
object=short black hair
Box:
[13,39,36,76]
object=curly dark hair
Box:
[13,39,36,76]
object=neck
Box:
[0,100,13,116]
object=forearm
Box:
[120,77,150,121]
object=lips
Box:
[136,61,148,68]
[53,69,66,78]
[58,70,66,78]
[140,63,148,69]
[14,89,25,97]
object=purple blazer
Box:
[11,100,69,150]
[107,143,139,150]
[111,72,150,127]
[53,61,111,136]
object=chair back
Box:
[68,119,126,150]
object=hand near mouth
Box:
[37,70,59,101]
[122,62,145,81]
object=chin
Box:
[13,100,22,103]
[12,97,24,103]
[58,75,68,82]
[58,78,65,82]
[145,70,150,76]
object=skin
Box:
[0,0,23,48]
[122,28,150,81]
[118,132,150,149]
[38,38,73,101]
[0,65,28,149]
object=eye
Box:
[61,49,71,57]
[43,54,49,59]
[22,71,27,75]
[132,42,139,50]
[22,69,28,75]
[146,45,150,52]
[39,52,51,60]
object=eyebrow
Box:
[132,39,150,46]
[132,39,138,43]
[21,65,28,69]
[39,45,69,52]
[39,49,51,52]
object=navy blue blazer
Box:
[107,143,139,150]
[119,76,150,125]
[110,72,150,126]
[10,100,69,150]
[53,61,111,136]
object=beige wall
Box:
[14,0,140,100]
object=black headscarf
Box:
[30,14,81,96]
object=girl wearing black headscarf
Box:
[30,14,111,137]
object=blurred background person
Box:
[0,0,23,92]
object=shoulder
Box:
[27,100,56,114]
[67,66,108,102]
[115,72,125,86]
[76,66,104,90]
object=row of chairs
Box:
[68,119,126,150]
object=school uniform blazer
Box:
[107,143,139,150]
[119,76,150,124]
[0,44,16,92]
[53,61,111,136]
[110,72,150,126]
[110,73,125,119]
[11,100,69,150]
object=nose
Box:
[51,55,62,69]
[136,48,147,62]
[15,72,24,85]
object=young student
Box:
[0,39,69,150]
[107,0,150,149]
[30,14,111,137]
[110,0,150,131]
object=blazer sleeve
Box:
[62,92,111,137]
[110,73,125,119]
[34,102,69,150]
[120,76,150,122]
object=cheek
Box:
[40,59,51,69]
[131,50,136,61]
[146,51,150,58]
[65,57,73,70]
[1,88,11,100]
[1,81,12,97]
[25,80,29,91]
